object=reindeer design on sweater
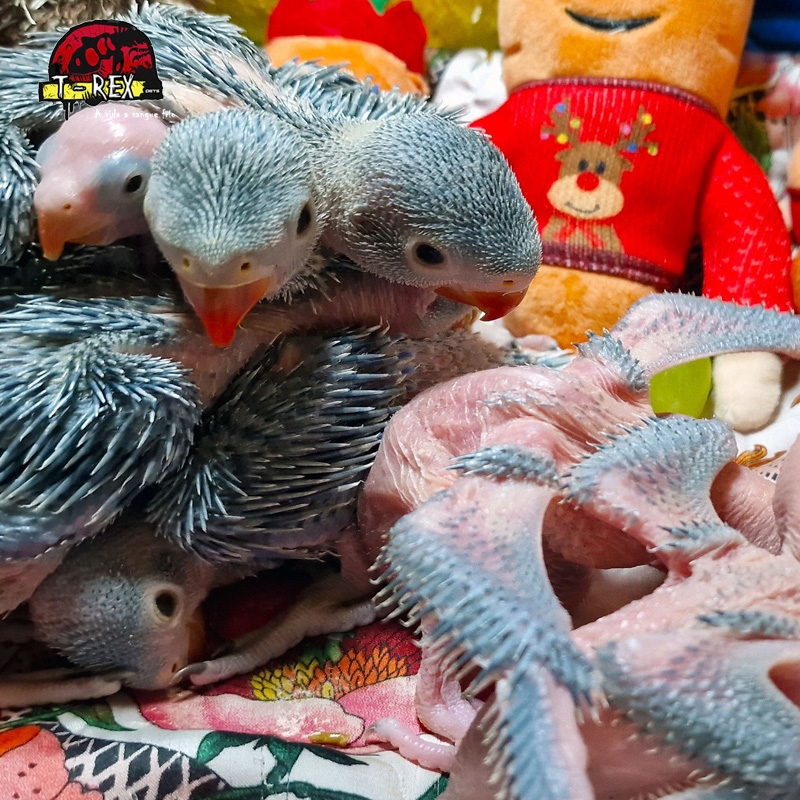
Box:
[541,100,658,252]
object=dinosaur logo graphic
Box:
[541,100,658,252]
[38,20,163,119]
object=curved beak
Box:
[37,210,72,261]
[178,275,274,347]
[433,286,529,320]
[36,205,111,261]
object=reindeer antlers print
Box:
[617,106,659,157]
[542,100,582,147]
[541,100,659,253]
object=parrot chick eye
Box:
[151,588,181,622]
[95,152,152,208]
[407,239,451,279]
[124,173,144,194]
[413,242,445,267]
[296,203,313,236]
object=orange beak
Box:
[37,208,113,260]
[178,276,274,347]
[434,286,529,320]
[37,213,71,261]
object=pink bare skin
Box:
[365,295,800,799]
[34,104,168,260]
[358,358,779,574]
[376,416,800,799]
[358,361,652,569]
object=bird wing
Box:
[377,462,597,800]
[610,293,800,379]
[0,295,201,564]
[564,415,745,572]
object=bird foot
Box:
[367,717,456,771]
[174,572,377,687]
[0,668,127,708]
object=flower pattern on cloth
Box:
[0,725,102,800]
[1,601,444,800]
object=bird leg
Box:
[413,638,482,746]
[175,572,376,687]
[0,668,126,708]
[369,621,480,772]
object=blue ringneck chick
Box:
[310,111,541,318]
[145,103,542,345]
[27,522,223,691]
[143,109,318,346]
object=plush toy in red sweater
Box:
[473,0,795,431]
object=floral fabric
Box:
[1,571,448,799]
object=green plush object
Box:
[650,358,713,418]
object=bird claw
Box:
[171,662,207,686]
[170,639,253,686]
[170,574,377,688]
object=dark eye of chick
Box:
[414,243,445,266]
[154,590,178,619]
[296,204,312,235]
[124,174,144,194]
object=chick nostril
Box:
[502,279,515,287]
[576,171,600,192]
[182,257,191,270]
[240,261,251,272]
[62,203,72,211]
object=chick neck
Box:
[304,117,384,261]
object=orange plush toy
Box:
[474,0,795,431]
[264,0,429,94]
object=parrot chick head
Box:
[34,103,167,260]
[144,109,319,347]
[331,113,542,320]
[28,523,215,690]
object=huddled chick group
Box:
[0,2,542,702]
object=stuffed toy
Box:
[788,140,800,298]
[196,0,500,51]
[264,0,429,93]
[473,0,796,431]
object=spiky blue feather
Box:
[148,327,407,564]
[0,297,200,559]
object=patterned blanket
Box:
[1,566,447,799]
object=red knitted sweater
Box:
[473,77,795,312]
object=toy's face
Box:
[499,0,755,115]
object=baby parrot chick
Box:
[27,521,223,690]
[34,103,168,260]
[314,111,541,320]
[144,109,319,346]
